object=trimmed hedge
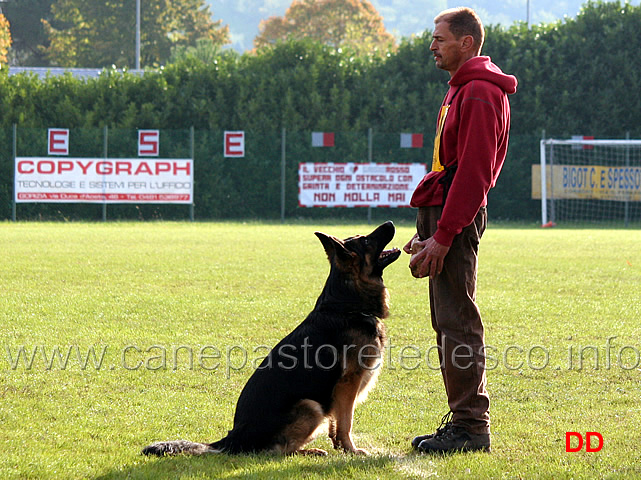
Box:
[3,1,640,220]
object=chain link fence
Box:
[0,127,541,222]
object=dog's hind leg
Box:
[296,447,329,456]
[271,399,328,456]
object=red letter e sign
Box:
[48,128,69,155]
[224,131,245,158]
[138,130,159,157]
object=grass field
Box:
[1,221,640,479]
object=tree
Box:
[170,37,238,65]
[4,0,52,66]
[254,0,395,56]
[0,13,10,65]
[43,0,230,68]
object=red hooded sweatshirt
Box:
[410,56,518,246]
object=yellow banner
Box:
[532,164,641,201]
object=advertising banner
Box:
[298,162,426,207]
[532,164,641,201]
[15,157,193,204]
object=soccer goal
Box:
[534,138,641,226]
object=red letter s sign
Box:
[138,130,159,157]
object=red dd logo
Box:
[565,432,603,452]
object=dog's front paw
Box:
[332,434,369,455]
[351,447,369,455]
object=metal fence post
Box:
[11,123,17,222]
[367,127,373,224]
[540,131,547,226]
[190,126,195,221]
[281,127,286,223]
[625,131,630,228]
[102,126,108,221]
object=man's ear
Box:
[315,232,353,263]
[460,34,475,52]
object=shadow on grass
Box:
[94,451,401,480]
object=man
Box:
[405,7,517,454]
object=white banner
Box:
[298,162,426,207]
[15,157,193,204]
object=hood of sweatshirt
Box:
[449,56,517,94]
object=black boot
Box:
[411,411,453,449]
[416,425,490,454]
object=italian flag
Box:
[311,132,335,147]
[400,133,423,148]
[572,135,594,150]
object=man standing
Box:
[405,7,517,454]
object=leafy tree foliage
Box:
[43,0,230,68]
[0,14,10,65]
[4,0,52,66]
[170,37,237,65]
[254,0,395,56]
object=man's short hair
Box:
[435,7,485,53]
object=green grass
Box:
[1,221,640,479]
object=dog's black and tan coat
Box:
[143,221,400,456]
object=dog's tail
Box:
[142,439,222,456]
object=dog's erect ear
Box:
[315,232,353,263]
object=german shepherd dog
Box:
[142,221,400,456]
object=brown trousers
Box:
[417,206,490,435]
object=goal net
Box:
[534,138,641,226]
